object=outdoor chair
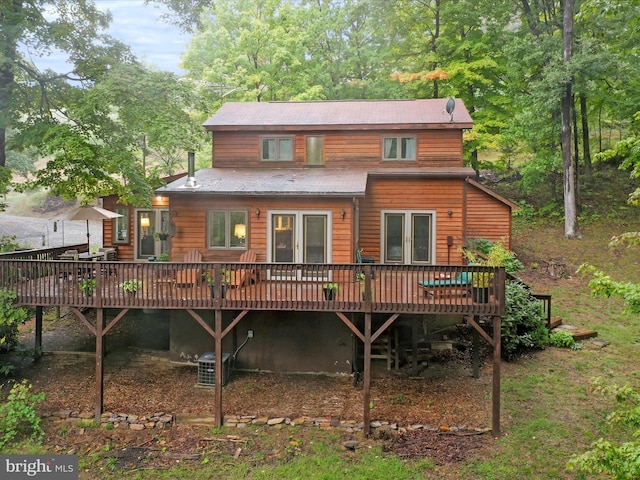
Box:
[58,250,79,279]
[98,247,117,276]
[229,250,257,288]
[175,249,203,287]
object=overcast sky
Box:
[30,0,190,75]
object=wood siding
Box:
[169,195,354,263]
[102,195,170,262]
[213,130,463,169]
[359,178,466,265]
[465,183,513,249]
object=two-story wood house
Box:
[103,99,515,373]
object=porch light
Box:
[255,208,261,218]
[448,209,453,217]
[340,209,346,219]
[234,224,246,240]
[140,217,151,227]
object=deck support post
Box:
[492,315,502,437]
[34,306,43,359]
[363,312,372,436]
[214,308,223,428]
[412,318,418,371]
[472,323,480,378]
[95,308,105,424]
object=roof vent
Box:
[182,152,200,189]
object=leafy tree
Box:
[0,0,133,183]
[2,1,205,207]
[568,378,640,479]
[181,0,400,103]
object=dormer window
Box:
[262,137,294,161]
[382,137,416,161]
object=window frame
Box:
[305,135,324,165]
[381,136,417,161]
[112,207,130,244]
[261,136,295,162]
[207,209,248,250]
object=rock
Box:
[129,423,145,431]
[343,440,359,451]
[267,417,285,425]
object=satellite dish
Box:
[445,97,455,122]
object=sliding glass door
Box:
[382,210,435,264]
[268,210,331,279]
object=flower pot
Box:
[323,288,336,300]
[210,284,226,299]
[472,286,489,303]
[157,233,169,240]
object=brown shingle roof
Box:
[203,99,473,131]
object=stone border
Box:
[44,410,490,435]
[44,410,173,431]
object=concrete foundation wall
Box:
[169,310,354,373]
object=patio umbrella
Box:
[63,205,122,249]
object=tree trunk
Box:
[580,94,592,179]
[561,0,580,239]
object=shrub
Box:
[464,239,524,275]
[0,380,46,448]
[500,280,549,360]
[0,289,30,376]
[549,330,581,350]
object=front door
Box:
[382,210,435,264]
[268,210,331,279]
[136,209,170,260]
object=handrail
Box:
[0,244,89,260]
[0,260,506,316]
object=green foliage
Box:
[119,279,142,293]
[78,278,96,296]
[501,280,549,360]
[568,378,640,479]
[549,330,581,350]
[322,283,338,291]
[578,263,640,314]
[0,380,46,448]
[0,289,29,376]
[464,239,524,275]
[0,235,21,253]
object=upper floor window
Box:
[382,137,416,161]
[262,137,293,161]
[306,136,324,165]
[208,210,248,249]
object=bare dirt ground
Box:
[6,308,494,472]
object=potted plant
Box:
[463,241,522,303]
[355,272,374,301]
[322,282,338,300]
[79,278,96,296]
[120,279,142,296]
[157,252,170,262]
[153,231,170,241]
[206,269,230,299]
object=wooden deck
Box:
[0,252,507,436]
[1,259,506,316]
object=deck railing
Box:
[0,260,506,316]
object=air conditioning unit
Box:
[197,352,230,386]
